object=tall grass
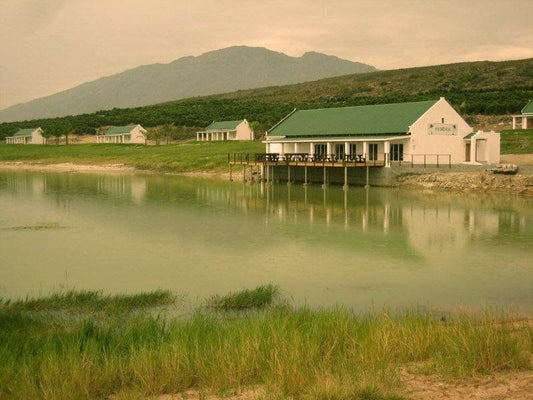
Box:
[0,287,531,399]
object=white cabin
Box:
[6,127,46,144]
[197,119,254,141]
[97,125,147,144]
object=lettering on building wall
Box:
[427,123,457,135]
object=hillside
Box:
[1,57,532,140]
[0,46,376,122]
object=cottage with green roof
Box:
[196,119,253,141]
[97,124,147,144]
[512,101,533,129]
[6,127,46,145]
[264,97,500,166]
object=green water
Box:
[0,170,532,310]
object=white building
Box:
[264,98,500,166]
[511,101,533,129]
[6,127,46,144]
[97,125,147,144]
[196,119,254,141]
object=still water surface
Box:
[0,171,532,310]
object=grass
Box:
[0,141,265,173]
[0,289,175,312]
[207,284,279,310]
[0,286,531,399]
[500,129,533,154]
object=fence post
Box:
[437,154,439,168]
[424,154,426,168]
[449,155,451,168]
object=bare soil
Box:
[500,154,533,166]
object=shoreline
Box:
[1,161,532,195]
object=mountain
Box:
[0,46,376,122]
[1,57,532,141]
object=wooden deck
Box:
[228,153,386,168]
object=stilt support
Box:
[343,166,349,191]
[365,166,370,188]
[287,166,292,186]
[303,166,309,186]
[321,167,328,189]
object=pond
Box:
[0,170,532,311]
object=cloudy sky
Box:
[1,0,532,109]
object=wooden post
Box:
[365,166,370,188]
[229,164,233,181]
[343,166,349,191]
[321,167,328,189]
[303,166,308,186]
[243,165,246,183]
[287,165,291,186]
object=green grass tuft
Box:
[1,289,176,312]
[208,284,280,310]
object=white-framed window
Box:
[314,144,327,155]
[368,143,378,161]
[334,143,345,158]
[391,143,403,161]
[349,143,357,155]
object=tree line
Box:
[1,87,531,141]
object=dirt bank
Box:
[399,171,533,195]
[0,161,241,180]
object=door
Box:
[465,143,471,162]
[334,144,345,160]
[314,144,327,155]
[391,143,403,161]
[368,143,378,161]
[476,139,487,163]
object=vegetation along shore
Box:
[1,285,532,399]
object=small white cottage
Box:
[97,125,147,144]
[6,127,46,144]
[196,119,254,141]
[511,101,533,129]
[264,98,500,166]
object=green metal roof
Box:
[267,100,439,138]
[206,120,243,131]
[13,128,38,137]
[105,125,137,135]
[522,100,533,114]
[463,131,477,140]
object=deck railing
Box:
[228,153,384,165]
[395,154,451,168]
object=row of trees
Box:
[1,88,532,141]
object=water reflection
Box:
[1,171,532,309]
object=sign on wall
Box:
[427,123,457,135]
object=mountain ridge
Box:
[0,46,376,122]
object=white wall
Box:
[408,98,472,164]
[471,131,500,164]
[235,120,253,140]
[30,128,45,144]
[130,125,147,144]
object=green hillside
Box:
[1,57,532,140]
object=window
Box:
[391,143,403,161]
[368,143,378,161]
[334,143,345,159]
[314,144,327,155]
[349,143,357,155]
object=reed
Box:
[0,287,531,399]
[207,284,279,310]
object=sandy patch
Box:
[402,370,533,400]
[0,161,136,174]
[148,387,264,400]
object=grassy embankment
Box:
[500,129,533,154]
[1,286,531,399]
[0,141,264,173]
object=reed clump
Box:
[0,286,531,399]
[207,284,279,310]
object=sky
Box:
[1,0,532,110]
